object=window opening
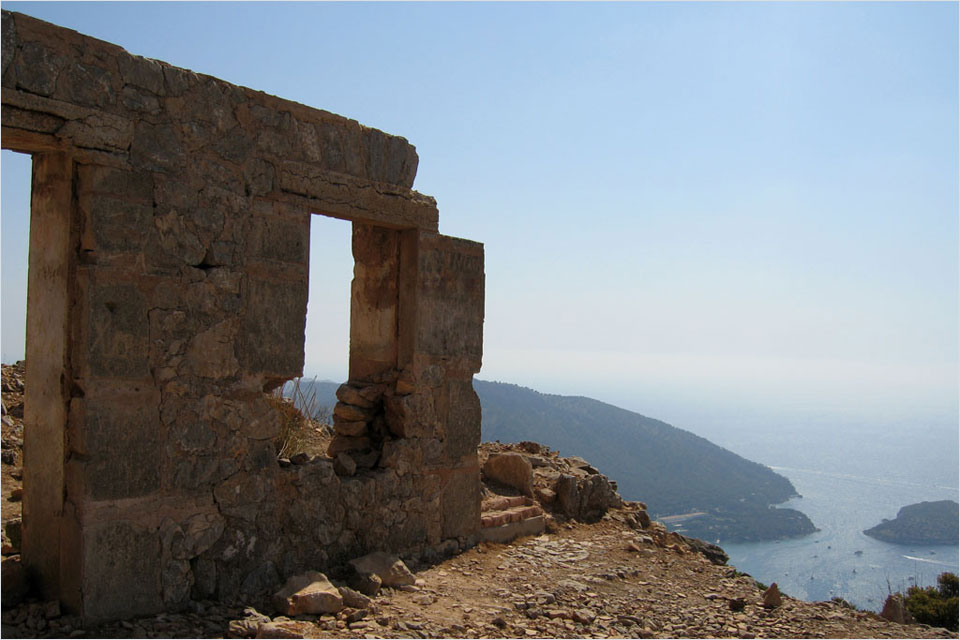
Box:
[272,214,352,460]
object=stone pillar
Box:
[349,223,400,381]
[66,162,167,619]
[409,232,485,543]
[239,200,311,388]
[22,152,72,603]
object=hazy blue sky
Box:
[1,2,957,439]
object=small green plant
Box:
[902,572,958,632]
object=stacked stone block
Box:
[1,10,484,622]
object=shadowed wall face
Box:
[1,10,483,621]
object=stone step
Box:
[480,504,544,529]
[479,515,546,544]
[481,495,534,512]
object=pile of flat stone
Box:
[327,381,390,475]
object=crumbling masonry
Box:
[1,11,484,621]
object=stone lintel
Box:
[278,183,438,232]
[2,10,424,192]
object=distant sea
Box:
[696,415,959,611]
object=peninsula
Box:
[864,500,959,545]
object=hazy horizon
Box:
[2,2,957,449]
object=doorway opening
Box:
[1,149,31,561]
[1,149,31,365]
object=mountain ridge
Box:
[473,379,816,542]
[295,377,816,542]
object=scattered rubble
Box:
[272,572,343,616]
[346,571,382,599]
[336,586,373,610]
[348,552,416,589]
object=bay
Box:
[699,414,958,611]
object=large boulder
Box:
[483,453,534,497]
[3,519,21,553]
[336,383,383,409]
[348,571,382,597]
[762,583,783,608]
[678,535,728,566]
[338,585,374,609]
[880,594,914,624]
[554,473,621,522]
[348,551,415,588]
[272,571,343,616]
[578,473,622,520]
[554,474,579,517]
[333,453,356,477]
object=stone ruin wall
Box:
[1,11,484,622]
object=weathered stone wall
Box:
[1,10,484,622]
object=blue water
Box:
[693,416,959,611]
[722,466,958,610]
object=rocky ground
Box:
[1,363,954,639]
[1,361,24,551]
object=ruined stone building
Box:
[1,11,484,621]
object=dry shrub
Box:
[267,395,307,459]
[268,377,333,459]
